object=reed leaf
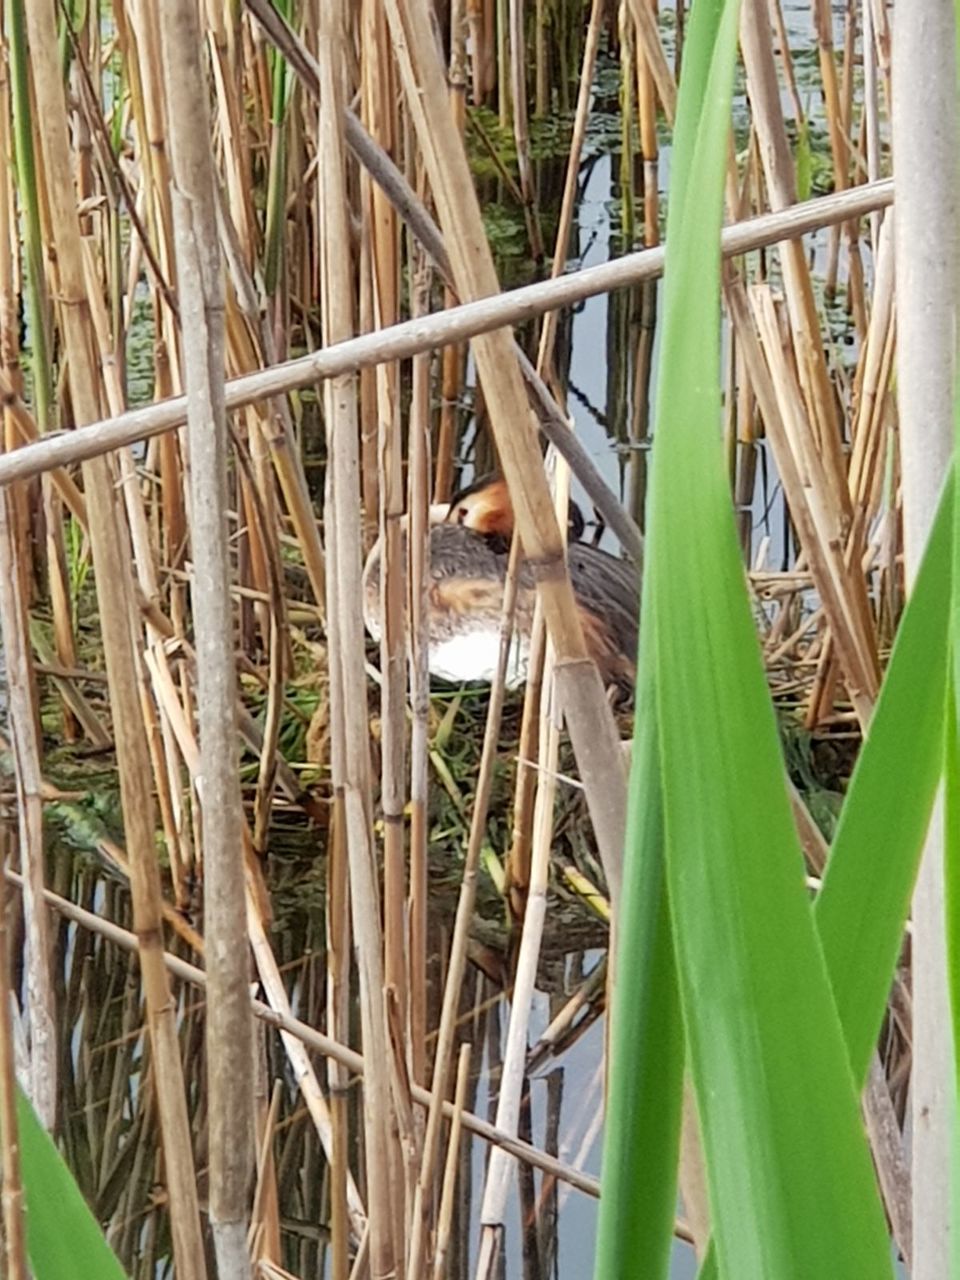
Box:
[696,476,952,1280]
[17,1085,128,1280]
[593,669,683,1280]
[625,0,893,1273]
[817,474,951,1084]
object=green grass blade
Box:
[692,484,952,1279]
[17,1084,129,1279]
[594,661,684,1280]
[646,0,893,1273]
[816,473,951,1086]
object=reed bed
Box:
[0,1,945,1278]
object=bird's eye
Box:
[457,506,468,524]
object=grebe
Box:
[362,474,640,690]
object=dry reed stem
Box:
[630,0,677,125]
[23,3,208,1274]
[157,3,255,1271]
[739,283,877,721]
[318,4,399,1274]
[509,0,543,260]
[536,0,606,381]
[634,0,659,244]
[249,1079,283,1265]
[435,0,468,501]
[740,0,850,520]
[0,178,895,494]
[0,835,27,1280]
[142,648,367,1229]
[506,0,607,964]
[893,0,959,1270]
[407,269,433,1095]
[431,1043,471,1280]
[0,489,55,1129]
[361,0,408,1129]
[507,0,608,909]
[477,622,563,1277]
[326,793,352,1280]
[8,869,616,1205]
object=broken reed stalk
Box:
[157,3,254,1275]
[318,4,399,1275]
[0,835,27,1280]
[22,4,207,1277]
[0,178,896,496]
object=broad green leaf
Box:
[817,473,951,1085]
[645,0,893,1274]
[694,478,952,1280]
[594,651,684,1280]
[17,1084,128,1279]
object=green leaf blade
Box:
[643,0,894,1273]
[18,1085,129,1280]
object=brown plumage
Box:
[362,475,639,690]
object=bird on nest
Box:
[362,472,640,692]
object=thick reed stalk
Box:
[157,3,255,1273]
[861,0,882,250]
[633,0,660,244]
[22,3,207,1275]
[361,0,407,1082]
[892,2,959,1275]
[0,178,896,491]
[326,793,352,1280]
[318,4,399,1275]
[407,266,433,1093]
